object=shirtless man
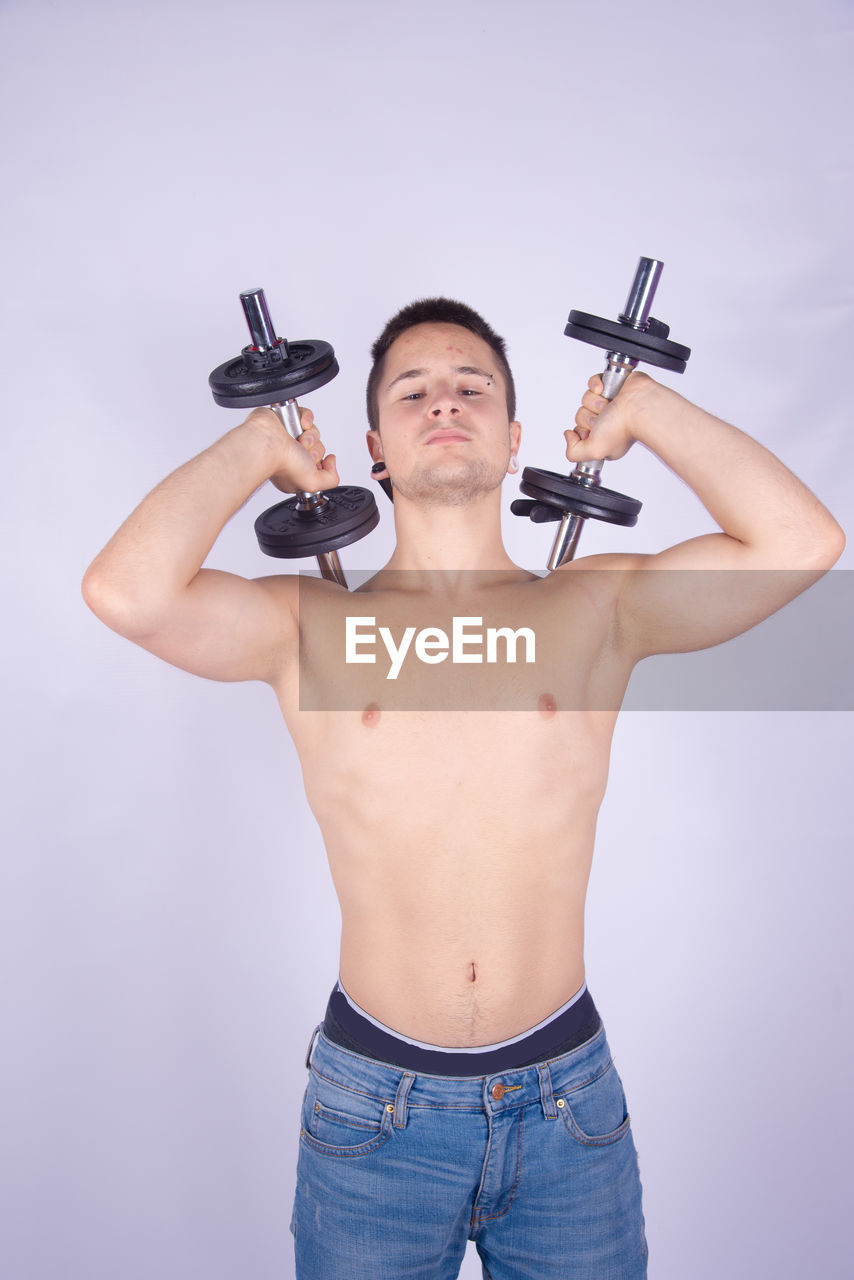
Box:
[82,297,844,1279]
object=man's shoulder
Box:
[554,550,646,575]
[548,550,648,602]
[254,571,347,610]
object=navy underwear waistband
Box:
[321,981,602,1077]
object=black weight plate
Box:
[254,486,379,558]
[564,323,685,373]
[209,340,339,407]
[567,310,691,362]
[519,468,641,527]
[565,310,690,373]
[521,467,641,517]
[527,484,639,527]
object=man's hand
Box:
[564,370,652,464]
[247,406,340,494]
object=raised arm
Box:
[81,407,338,683]
[563,372,846,658]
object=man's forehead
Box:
[384,323,496,377]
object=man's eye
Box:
[402,392,424,401]
[459,388,480,396]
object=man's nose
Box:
[429,385,461,416]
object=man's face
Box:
[367,323,521,508]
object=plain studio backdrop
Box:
[2,1,852,1276]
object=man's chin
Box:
[394,462,505,508]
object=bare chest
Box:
[283,572,629,714]
[272,573,631,837]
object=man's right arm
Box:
[81,407,338,685]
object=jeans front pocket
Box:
[556,1057,633,1147]
[301,1067,394,1158]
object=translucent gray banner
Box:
[296,568,852,711]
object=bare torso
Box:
[272,565,634,1047]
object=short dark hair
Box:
[366,297,516,431]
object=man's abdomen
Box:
[333,834,592,1047]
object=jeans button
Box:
[491,1083,506,1100]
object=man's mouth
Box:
[425,430,471,445]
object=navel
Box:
[361,702,382,727]
[538,692,558,718]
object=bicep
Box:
[130,569,299,684]
[615,535,829,658]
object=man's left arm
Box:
[564,372,846,658]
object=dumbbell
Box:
[511,257,691,568]
[208,289,379,588]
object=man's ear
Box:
[367,429,393,500]
[363,435,391,504]
[507,420,522,474]
[366,429,388,478]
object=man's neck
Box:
[380,492,519,574]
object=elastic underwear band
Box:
[321,979,602,1077]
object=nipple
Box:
[538,692,558,718]
[361,702,382,727]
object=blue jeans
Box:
[291,1022,648,1278]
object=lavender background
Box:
[2,0,852,1275]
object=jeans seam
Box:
[313,1101,383,1133]
[471,1109,525,1228]
[553,1054,616,1099]
[559,1107,633,1147]
[408,1102,489,1112]
[310,1065,395,1107]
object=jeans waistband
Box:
[305,1018,612,1126]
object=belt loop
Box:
[538,1062,558,1119]
[304,1024,321,1069]
[392,1072,415,1129]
